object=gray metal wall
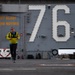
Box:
[0,4,75,58]
[26,4,75,51]
[0,13,27,51]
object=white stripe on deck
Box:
[0,68,36,71]
[40,64,75,67]
[0,68,13,71]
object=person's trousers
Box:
[10,43,17,60]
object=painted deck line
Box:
[40,64,75,67]
[0,68,36,71]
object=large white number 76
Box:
[29,5,46,42]
[52,5,70,42]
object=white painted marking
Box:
[0,68,13,71]
[29,5,46,42]
[13,67,36,70]
[0,68,36,71]
[40,64,74,67]
[52,5,70,41]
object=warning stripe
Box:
[0,54,4,57]
[6,53,11,57]
[3,48,7,51]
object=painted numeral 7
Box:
[29,5,46,42]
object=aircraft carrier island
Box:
[0,0,75,59]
